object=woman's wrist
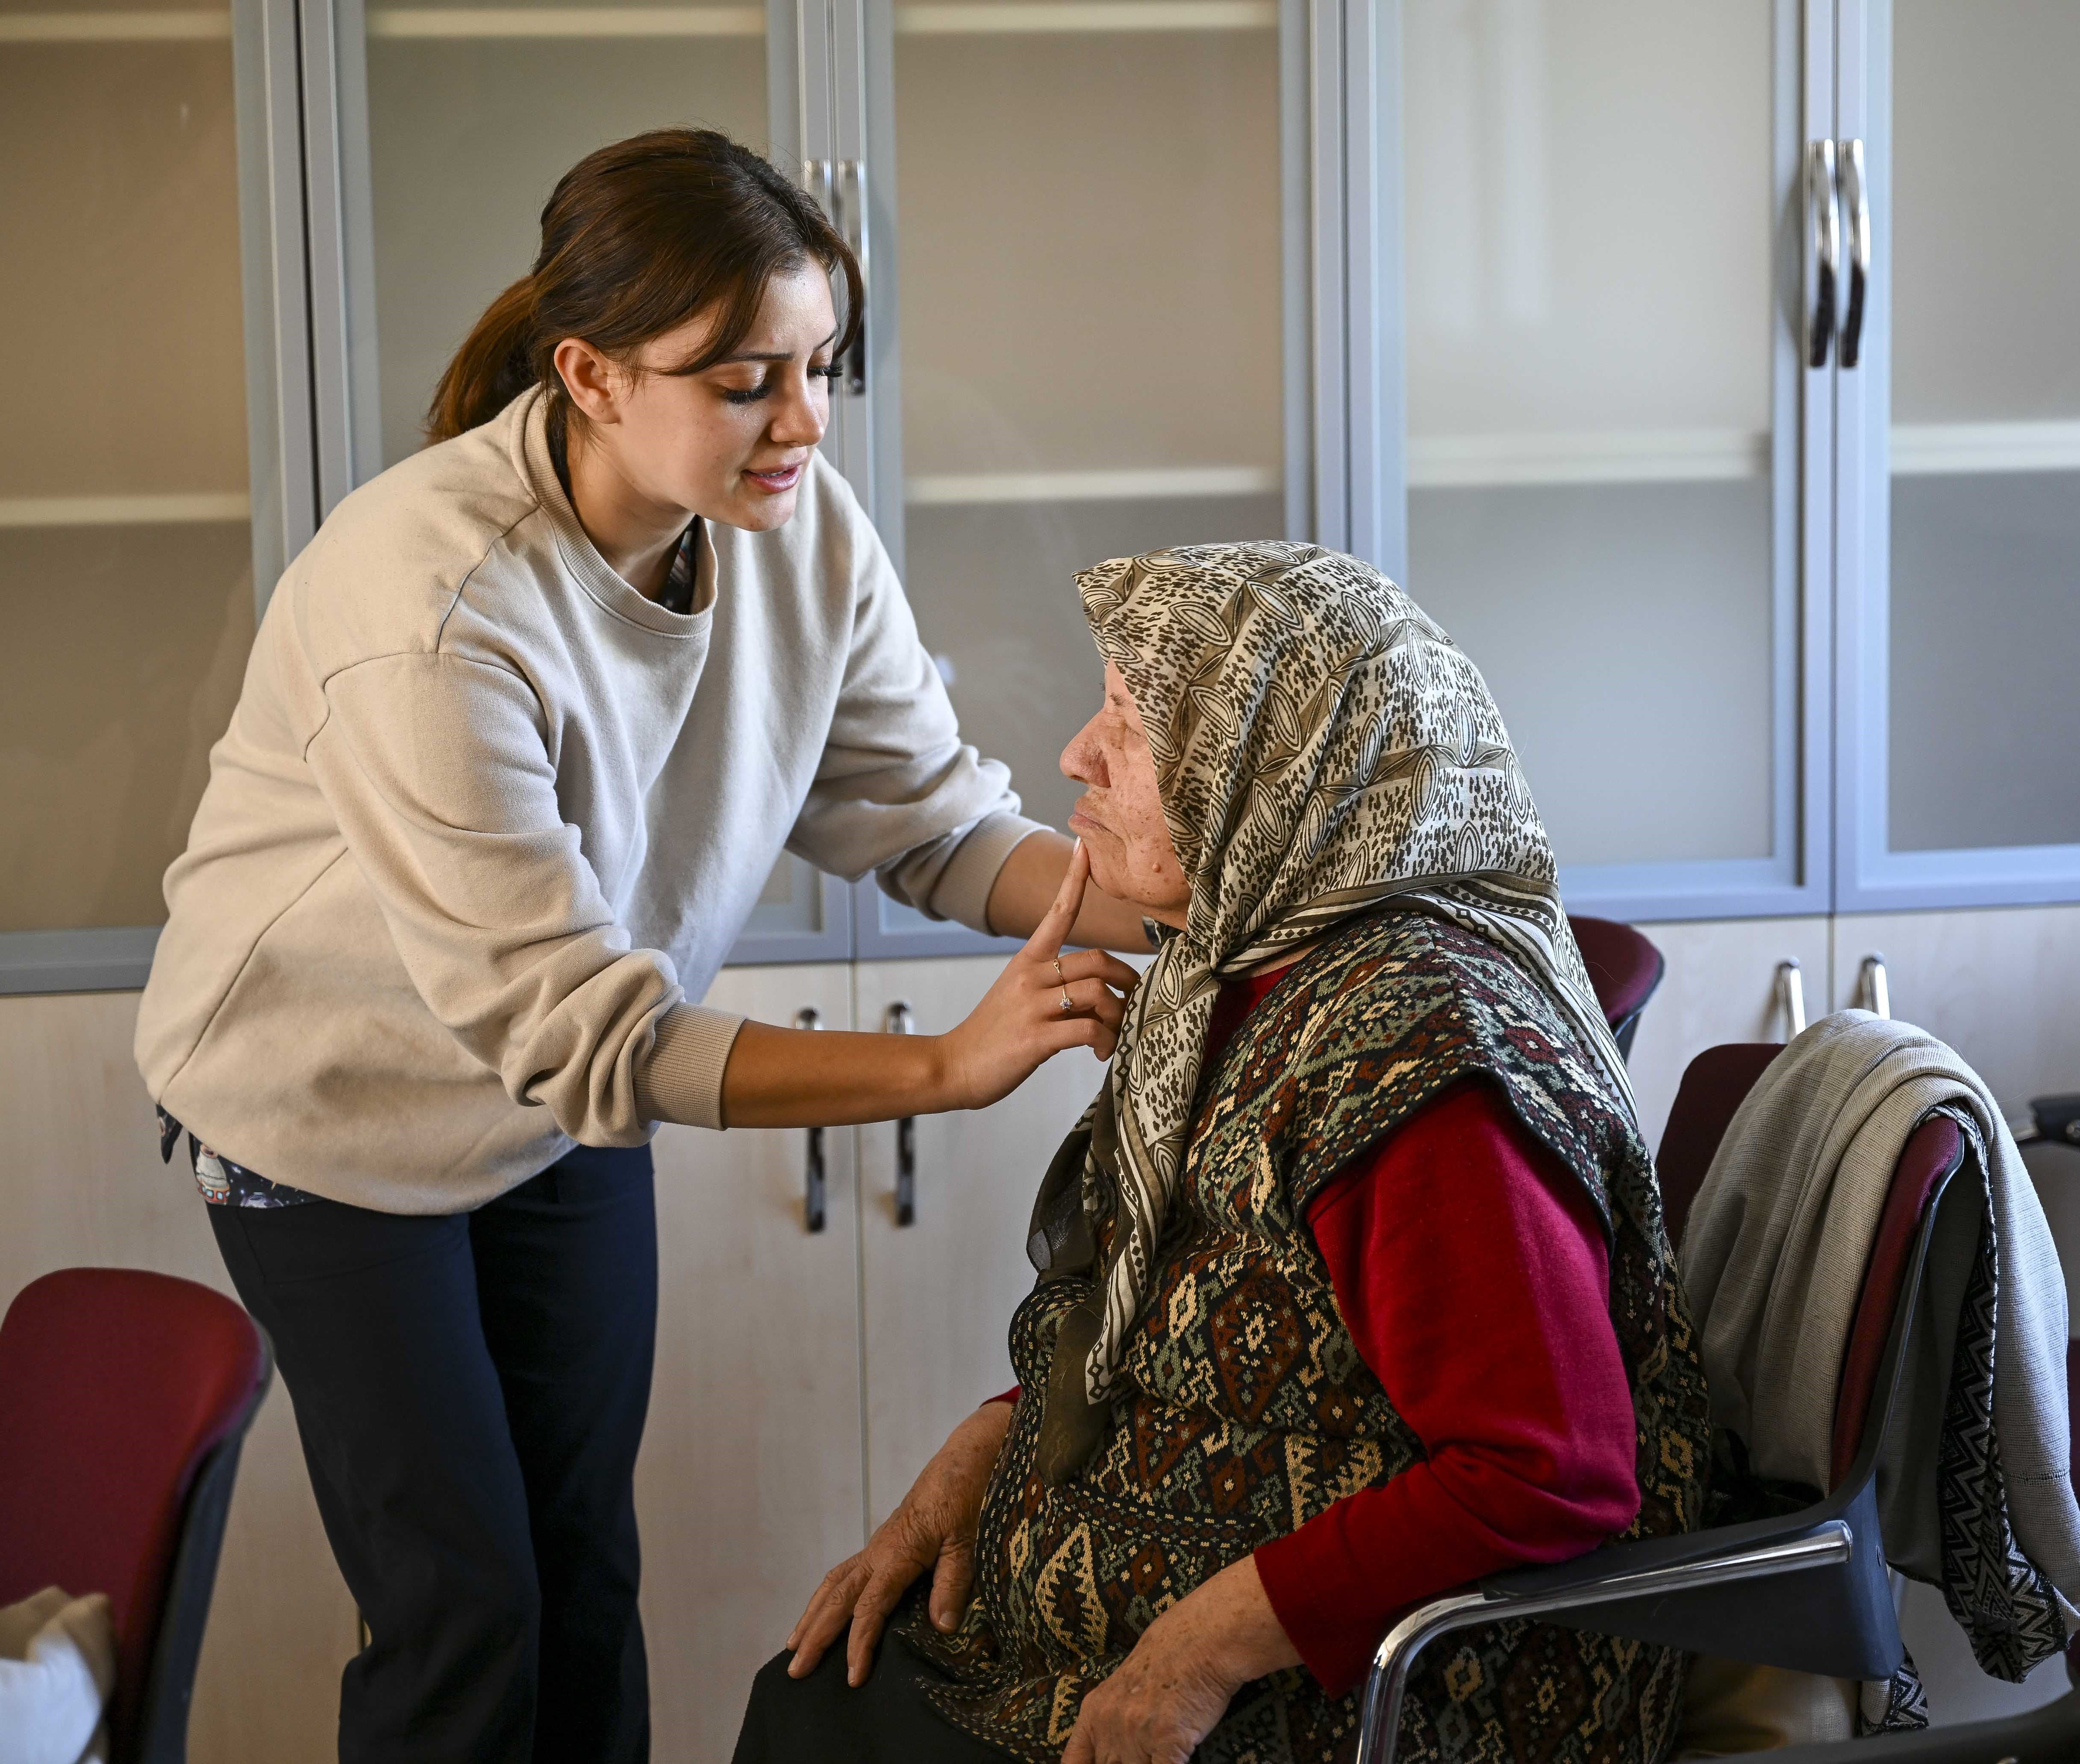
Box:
[1183,1557,1304,1689]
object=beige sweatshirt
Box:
[135,390,1041,1212]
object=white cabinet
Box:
[637,962,865,1763]
[850,958,1108,1523]
[1824,906,2080,1122]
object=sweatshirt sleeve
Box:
[1253,1081,1640,1698]
[782,489,1047,933]
[303,651,738,1144]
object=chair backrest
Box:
[1518,1067,1977,1683]
[1828,1113,1968,1488]
[1655,1042,1783,1247]
[0,1268,270,1758]
[1568,916,1665,1058]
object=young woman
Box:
[134,127,1144,1761]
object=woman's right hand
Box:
[786,1399,1015,1685]
[936,841,1142,1112]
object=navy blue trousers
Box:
[209,1144,657,1764]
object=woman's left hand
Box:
[1062,1556,1302,1764]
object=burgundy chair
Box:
[1654,1041,1784,1247]
[1348,1041,2080,1762]
[1568,915,1665,1060]
[0,1268,272,1764]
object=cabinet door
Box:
[309,0,855,964]
[315,0,772,492]
[851,957,1109,1521]
[1396,0,1826,922]
[637,963,864,1763]
[0,0,296,994]
[1836,0,2080,910]
[1623,915,1829,1150]
[851,0,1302,958]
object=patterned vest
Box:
[903,909,1712,1763]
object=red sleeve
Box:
[1253,1081,1639,1698]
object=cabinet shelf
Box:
[367,5,758,35]
[1403,422,2080,490]
[0,493,250,529]
[0,11,229,41]
[361,0,1271,37]
[905,465,1278,506]
[897,2,1272,34]
[1890,420,2080,477]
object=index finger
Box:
[1023,839,1091,958]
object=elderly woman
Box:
[736,543,1710,1764]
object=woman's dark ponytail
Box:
[424,129,862,445]
[427,273,540,444]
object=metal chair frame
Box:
[1353,1123,1965,1763]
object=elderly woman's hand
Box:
[786,1399,1014,1687]
[1062,1556,1301,1764]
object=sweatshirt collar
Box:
[512,388,717,638]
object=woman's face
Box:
[557,260,839,532]
[1061,662,1191,927]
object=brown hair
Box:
[426,128,862,444]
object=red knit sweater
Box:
[994,963,1639,1699]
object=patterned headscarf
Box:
[1030,541,1633,1480]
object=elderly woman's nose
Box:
[1060,716,1106,784]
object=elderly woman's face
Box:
[1060,662,1191,927]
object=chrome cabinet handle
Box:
[1856,953,1890,1018]
[1837,138,1870,369]
[1775,958,1807,1040]
[801,157,868,397]
[886,1001,916,1225]
[838,159,868,396]
[1805,139,1840,370]
[797,1006,827,1232]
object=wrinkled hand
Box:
[1063,1557,1301,1764]
[787,1400,1014,1687]
[938,842,1141,1111]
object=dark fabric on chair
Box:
[1656,1044,1784,1248]
[1568,916,1666,1032]
[0,1267,268,1754]
[1829,1116,1967,1489]
[735,1626,1011,1764]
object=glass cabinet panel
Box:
[1881,0,2080,857]
[0,0,256,950]
[355,0,770,470]
[1397,0,1801,906]
[885,0,1288,836]
[338,0,848,956]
